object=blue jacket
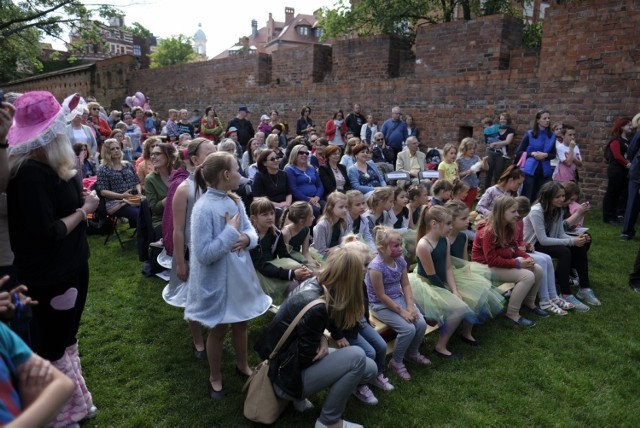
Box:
[516,130,556,177]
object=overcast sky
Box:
[48,0,340,57]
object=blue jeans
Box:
[371,297,427,364]
[349,318,387,374]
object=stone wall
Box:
[3,0,639,203]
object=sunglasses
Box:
[298,151,310,156]
[266,157,277,161]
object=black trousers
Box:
[534,243,590,295]
[28,262,89,361]
[602,166,628,222]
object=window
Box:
[298,26,309,36]
[314,28,324,38]
[133,45,141,56]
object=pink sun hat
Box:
[7,91,66,155]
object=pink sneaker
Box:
[388,359,411,381]
[406,353,432,366]
[352,385,378,405]
[371,373,394,391]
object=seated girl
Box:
[409,207,476,357]
[407,183,430,228]
[390,185,410,230]
[366,226,431,382]
[281,201,321,268]
[346,190,376,253]
[430,179,453,206]
[365,186,395,236]
[443,200,506,322]
[522,182,598,312]
[514,196,574,315]
[312,192,349,259]
[249,198,313,304]
[472,195,544,328]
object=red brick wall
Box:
[4,0,638,203]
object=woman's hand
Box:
[82,190,99,214]
[532,151,547,160]
[308,196,320,207]
[575,234,589,246]
[336,338,349,348]
[312,337,329,362]
[78,149,87,163]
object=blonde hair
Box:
[341,235,374,261]
[367,186,394,210]
[10,134,77,181]
[457,137,478,157]
[321,191,348,228]
[373,226,402,252]
[442,143,457,158]
[346,189,365,206]
[317,247,365,329]
[416,205,451,241]
[265,134,279,149]
[100,138,123,168]
[194,152,240,202]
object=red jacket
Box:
[325,119,347,143]
[472,222,530,269]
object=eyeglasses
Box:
[150,151,164,157]
[110,146,121,151]
[375,138,384,141]
[298,151,310,156]
[266,157,277,161]
[91,108,99,111]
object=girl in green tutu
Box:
[410,206,476,358]
[280,201,322,268]
[443,200,506,323]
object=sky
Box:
[49,0,340,58]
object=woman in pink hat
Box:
[6,91,100,426]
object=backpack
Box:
[425,148,441,170]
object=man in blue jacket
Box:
[380,106,408,160]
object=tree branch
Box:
[0,0,78,31]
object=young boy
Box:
[431,179,453,206]
[553,124,582,182]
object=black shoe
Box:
[460,336,480,347]
[193,345,206,360]
[433,349,462,360]
[207,382,225,401]
[525,306,549,318]
[620,234,633,241]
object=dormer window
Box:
[298,26,309,36]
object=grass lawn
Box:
[81,212,640,427]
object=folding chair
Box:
[384,171,411,186]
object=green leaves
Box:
[149,35,197,69]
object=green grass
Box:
[81,213,640,427]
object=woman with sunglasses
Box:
[253,149,292,216]
[284,145,325,218]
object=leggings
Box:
[349,319,387,374]
[489,264,543,318]
[371,297,427,364]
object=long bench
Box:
[268,282,514,355]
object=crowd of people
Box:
[0,91,638,427]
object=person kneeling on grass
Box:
[255,248,377,428]
[249,197,313,304]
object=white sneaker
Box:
[315,419,364,428]
[352,384,378,405]
[292,398,314,413]
[371,373,394,391]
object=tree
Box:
[318,0,534,46]
[124,22,153,39]
[149,35,197,68]
[0,0,120,82]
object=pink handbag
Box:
[517,152,527,168]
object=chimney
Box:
[285,7,294,24]
[251,19,258,38]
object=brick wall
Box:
[3,0,638,203]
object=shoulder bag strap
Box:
[269,297,326,359]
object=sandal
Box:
[552,297,575,310]
[406,353,432,365]
[388,359,411,380]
